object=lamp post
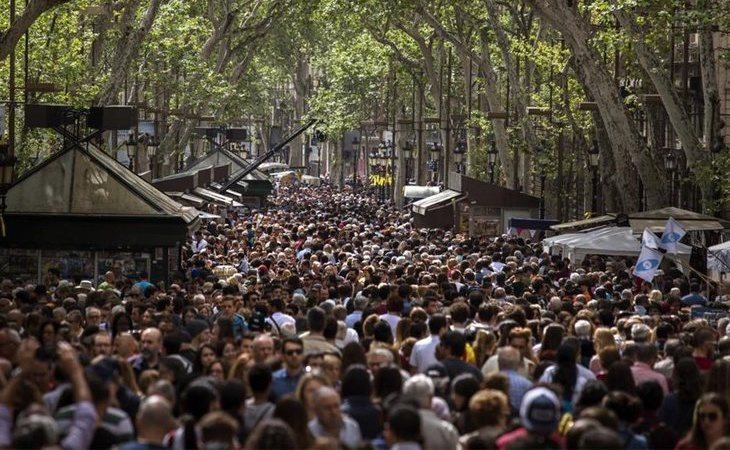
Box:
[664,148,677,206]
[352,135,360,188]
[428,141,442,184]
[536,143,546,219]
[402,139,414,183]
[0,143,18,237]
[487,137,498,184]
[454,137,466,174]
[588,140,600,214]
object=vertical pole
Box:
[444,47,452,187]
[9,0,17,159]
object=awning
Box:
[404,185,441,199]
[550,214,617,231]
[198,212,221,219]
[193,187,244,207]
[412,189,462,215]
[630,218,724,233]
[508,218,560,231]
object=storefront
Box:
[0,144,199,285]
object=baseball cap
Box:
[520,387,561,434]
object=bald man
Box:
[120,395,176,450]
[131,328,162,374]
[497,346,533,413]
[252,334,274,364]
[308,386,362,448]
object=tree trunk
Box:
[526,0,666,211]
[96,0,163,106]
[614,8,711,205]
[0,0,70,61]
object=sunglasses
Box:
[699,412,720,422]
[285,349,303,356]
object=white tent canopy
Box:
[708,241,730,272]
[542,227,619,255]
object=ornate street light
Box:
[588,140,600,214]
[487,137,498,184]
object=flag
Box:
[529,229,537,238]
[641,228,662,250]
[633,245,664,282]
[660,217,686,254]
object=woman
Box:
[170,382,220,450]
[341,342,367,376]
[661,357,704,439]
[541,343,584,412]
[451,374,481,435]
[294,372,330,420]
[244,418,297,450]
[217,339,238,367]
[590,327,617,374]
[473,329,497,368]
[373,366,403,403]
[604,360,637,395]
[273,397,314,449]
[537,323,565,362]
[206,360,227,382]
[195,343,217,375]
[341,364,382,440]
[676,394,730,450]
[110,312,133,339]
[37,320,59,352]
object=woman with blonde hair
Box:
[473,329,497,367]
[294,371,331,421]
[589,327,617,374]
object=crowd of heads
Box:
[0,182,729,450]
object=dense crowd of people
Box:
[0,182,729,450]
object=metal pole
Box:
[540,173,546,219]
[591,166,598,213]
[9,0,16,159]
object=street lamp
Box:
[0,143,18,237]
[402,139,414,182]
[535,143,547,219]
[588,140,600,214]
[454,137,467,174]
[352,135,360,187]
[428,142,442,183]
[487,136,498,184]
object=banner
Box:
[641,228,662,250]
[660,217,686,254]
[632,245,664,282]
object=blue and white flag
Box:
[641,228,662,250]
[660,217,686,254]
[633,245,664,282]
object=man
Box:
[302,307,341,356]
[133,272,154,297]
[402,374,459,450]
[497,346,534,413]
[0,328,20,365]
[251,334,274,365]
[692,327,717,371]
[191,230,208,253]
[98,272,116,291]
[367,348,394,374]
[131,328,162,374]
[379,296,403,334]
[216,295,248,339]
[86,307,103,329]
[410,314,447,374]
[384,405,422,450]
[495,387,562,450]
[245,364,275,433]
[308,386,362,448]
[631,344,669,394]
[119,395,176,450]
[436,331,482,382]
[681,283,707,306]
[346,295,368,329]
[271,338,306,401]
[267,298,296,337]
[93,332,113,357]
[482,327,535,378]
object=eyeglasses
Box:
[699,411,720,422]
[285,349,303,356]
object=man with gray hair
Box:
[308,386,362,448]
[498,346,533,413]
[346,294,369,328]
[402,374,458,450]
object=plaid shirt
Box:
[503,369,534,413]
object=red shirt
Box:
[694,356,713,371]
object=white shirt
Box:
[379,313,401,333]
[539,363,596,405]
[192,239,208,253]
[308,416,362,448]
[409,334,440,373]
[267,311,296,336]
